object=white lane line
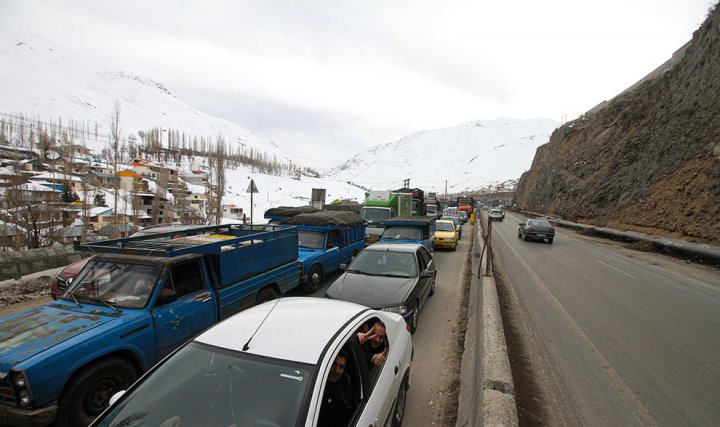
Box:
[495,231,658,426]
[597,260,638,280]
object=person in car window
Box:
[318,352,354,427]
[133,279,152,297]
[357,320,388,367]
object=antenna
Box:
[242,297,282,351]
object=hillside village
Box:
[0,134,245,250]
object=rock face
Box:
[514,5,720,245]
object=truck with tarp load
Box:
[359,191,412,245]
[379,216,437,252]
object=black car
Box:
[325,243,436,333]
[518,219,556,244]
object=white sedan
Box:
[91,298,413,427]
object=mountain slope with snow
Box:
[326,118,559,194]
[0,25,288,161]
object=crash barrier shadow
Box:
[0,245,89,281]
[456,212,518,427]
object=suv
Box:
[488,208,504,221]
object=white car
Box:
[91,298,413,427]
[488,208,504,221]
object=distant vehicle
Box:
[360,191,412,244]
[90,298,413,427]
[50,257,90,300]
[379,217,436,252]
[488,208,504,221]
[434,220,459,251]
[518,219,556,244]
[458,211,469,223]
[425,204,440,218]
[442,215,462,240]
[326,243,435,333]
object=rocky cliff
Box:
[514,5,720,245]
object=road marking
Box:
[597,260,638,280]
[495,231,658,426]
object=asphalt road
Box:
[491,211,720,426]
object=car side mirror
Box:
[518,223,524,226]
[340,263,347,271]
[109,390,125,406]
[157,291,178,305]
[421,270,434,278]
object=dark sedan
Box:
[518,219,556,244]
[325,243,436,333]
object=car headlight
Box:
[382,305,408,315]
[9,369,32,407]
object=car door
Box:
[324,230,343,273]
[152,259,216,360]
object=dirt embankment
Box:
[514,5,720,246]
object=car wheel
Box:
[429,275,436,296]
[409,305,418,334]
[56,357,138,427]
[392,373,410,427]
[548,238,554,244]
[255,287,279,305]
[302,265,323,293]
[518,231,522,238]
[451,243,457,251]
[522,232,528,241]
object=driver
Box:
[133,279,152,297]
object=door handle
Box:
[202,296,212,303]
[394,365,399,375]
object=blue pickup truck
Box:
[0,224,299,427]
[279,210,366,293]
[380,216,437,252]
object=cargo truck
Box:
[359,191,412,244]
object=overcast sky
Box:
[1,0,716,167]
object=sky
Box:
[0,0,716,167]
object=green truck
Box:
[359,191,412,244]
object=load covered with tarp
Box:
[323,201,363,213]
[264,206,319,218]
[280,210,365,227]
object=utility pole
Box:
[444,180,448,200]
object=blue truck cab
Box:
[380,216,437,252]
[279,210,366,293]
[0,224,299,427]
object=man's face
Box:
[329,355,347,383]
[370,325,385,348]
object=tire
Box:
[255,287,279,305]
[548,238,554,244]
[451,244,457,251]
[408,305,418,334]
[56,357,138,427]
[392,374,410,427]
[518,231,522,238]
[302,265,323,293]
[429,275,436,296]
[522,233,528,241]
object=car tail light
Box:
[406,322,411,333]
[527,227,535,232]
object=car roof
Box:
[363,242,423,253]
[436,220,454,225]
[194,297,370,364]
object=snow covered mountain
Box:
[326,118,559,194]
[0,25,288,162]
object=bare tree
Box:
[109,101,122,239]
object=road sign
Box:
[246,179,258,193]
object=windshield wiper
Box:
[375,273,411,278]
[347,269,369,275]
[97,298,121,312]
[65,290,83,308]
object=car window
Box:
[298,230,325,249]
[97,342,315,427]
[418,247,432,268]
[167,261,204,298]
[317,344,362,427]
[348,250,417,277]
[382,227,422,240]
[436,222,454,232]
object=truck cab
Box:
[361,191,412,245]
[380,216,437,252]
[281,210,366,293]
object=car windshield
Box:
[360,207,391,224]
[63,261,160,309]
[426,205,437,214]
[298,230,325,249]
[381,227,422,241]
[348,250,418,277]
[528,220,552,227]
[436,222,455,232]
[96,342,315,427]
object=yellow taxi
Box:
[433,220,459,251]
